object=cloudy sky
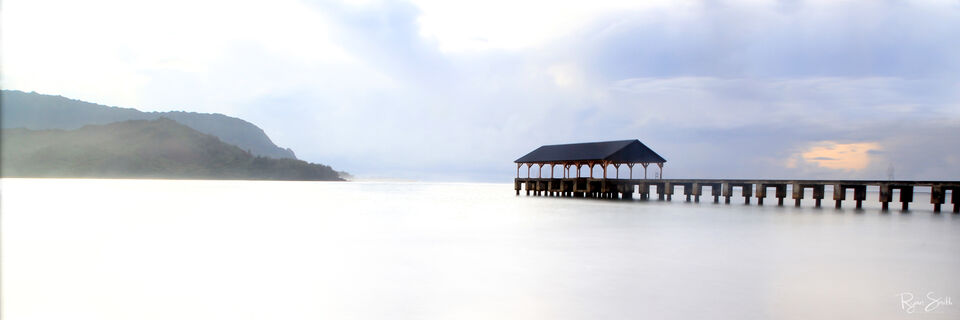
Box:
[3,0,959,181]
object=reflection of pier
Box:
[513,140,959,213]
[513,178,960,213]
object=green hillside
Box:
[1,90,297,159]
[1,118,342,181]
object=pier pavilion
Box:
[514,139,667,199]
[515,139,667,180]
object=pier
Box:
[514,178,960,213]
[513,140,960,213]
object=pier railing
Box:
[514,178,960,213]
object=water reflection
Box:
[2,179,958,319]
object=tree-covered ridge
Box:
[1,90,297,159]
[1,118,343,181]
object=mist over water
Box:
[2,179,959,319]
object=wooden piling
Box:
[833,183,844,208]
[931,186,944,213]
[757,184,765,206]
[775,184,786,206]
[692,183,701,203]
[950,186,960,213]
[722,182,732,205]
[792,183,803,207]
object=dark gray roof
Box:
[515,140,666,163]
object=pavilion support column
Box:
[516,163,521,178]
[657,163,664,179]
[550,164,554,179]
[526,164,532,178]
[614,163,620,180]
[642,163,649,179]
[589,162,595,179]
[628,163,634,180]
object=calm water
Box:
[2,178,959,319]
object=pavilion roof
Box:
[514,139,666,164]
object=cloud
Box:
[2,0,959,181]
[409,0,663,52]
[573,0,960,79]
[606,77,956,130]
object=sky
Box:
[2,0,960,181]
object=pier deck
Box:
[514,178,960,213]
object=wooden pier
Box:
[512,139,959,213]
[514,178,960,213]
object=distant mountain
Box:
[1,90,297,159]
[1,118,342,181]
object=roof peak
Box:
[515,139,666,163]
[540,139,637,147]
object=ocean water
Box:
[2,178,958,320]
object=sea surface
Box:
[2,178,959,320]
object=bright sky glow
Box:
[801,142,881,171]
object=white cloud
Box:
[1,0,351,109]
[409,0,674,52]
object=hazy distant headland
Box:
[1,90,344,181]
[2,90,296,159]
